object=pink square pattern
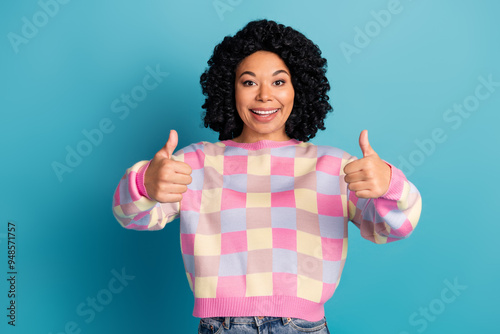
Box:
[221,231,248,254]
[271,156,295,176]
[272,228,297,250]
[224,155,248,175]
[271,190,296,208]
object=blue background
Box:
[1,0,498,333]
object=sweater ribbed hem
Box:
[193,296,325,322]
[136,160,152,200]
[381,162,405,201]
[221,139,302,150]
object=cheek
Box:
[235,89,251,108]
[234,89,241,106]
[234,90,245,115]
[278,89,295,108]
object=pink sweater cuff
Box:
[380,161,406,201]
[136,161,152,200]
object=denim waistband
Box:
[203,316,291,329]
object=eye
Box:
[242,80,255,86]
[274,80,286,86]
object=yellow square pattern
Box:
[348,200,356,221]
[171,152,185,163]
[397,181,411,210]
[297,274,322,303]
[341,194,347,217]
[374,233,388,244]
[247,228,272,250]
[195,276,218,298]
[194,233,221,256]
[294,157,316,177]
[247,154,271,175]
[247,192,271,208]
[113,206,124,218]
[147,207,159,229]
[186,271,193,292]
[204,154,224,175]
[295,189,318,213]
[246,273,273,296]
[297,230,322,259]
[340,157,355,176]
[407,196,422,229]
[129,160,148,173]
[341,237,348,260]
[135,197,158,211]
[200,188,222,213]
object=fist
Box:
[144,130,192,203]
[343,130,391,199]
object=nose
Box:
[257,84,272,101]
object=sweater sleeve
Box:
[342,156,422,244]
[112,159,181,231]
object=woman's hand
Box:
[144,130,192,203]
[343,130,391,199]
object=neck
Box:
[232,131,290,143]
[223,138,300,150]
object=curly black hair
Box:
[200,19,332,142]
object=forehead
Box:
[236,51,289,74]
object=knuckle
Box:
[170,193,182,202]
[156,184,166,194]
[160,167,174,179]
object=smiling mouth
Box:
[250,108,280,115]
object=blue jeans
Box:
[198,316,331,333]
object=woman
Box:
[112,19,421,333]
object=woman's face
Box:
[234,51,295,143]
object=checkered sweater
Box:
[112,139,421,321]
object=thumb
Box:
[359,129,376,157]
[163,129,178,159]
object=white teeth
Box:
[251,108,279,115]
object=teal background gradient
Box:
[1,0,499,333]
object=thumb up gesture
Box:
[343,130,391,199]
[144,130,193,203]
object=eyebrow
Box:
[238,69,290,78]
